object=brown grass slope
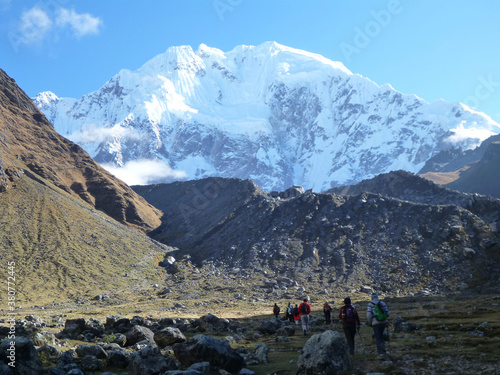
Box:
[0,68,174,305]
[0,175,172,306]
[0,68,162,231]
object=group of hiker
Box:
[272,292,390,357]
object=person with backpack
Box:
[287,302,294,322]
[323,301,333,324]
[273,303,280,318]
[298,298,311,335]
[366,292,390,358]
[338,297,361,355]
[293,304,300,325]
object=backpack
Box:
[373,302,388,321]
[344,306,356,323]
[300,303,308,314]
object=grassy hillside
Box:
[0,174,173,306]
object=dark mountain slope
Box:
[0,69,162,231]
[445,141,500,198]
[419,134,500,198]
[419,134,500,174]
[135,177,500,295]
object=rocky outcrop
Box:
[153,327,187,348]
[173,334,245,373]
[296,330,351,375]
[137,176,500,295]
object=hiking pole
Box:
[386,320,391,353]
[357,325,364,345]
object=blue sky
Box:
[2,0,500,122]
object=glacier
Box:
[34,41,500,191]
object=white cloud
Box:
[18,7,52,44]
[56,8,102,38]
[68,124,141,144]
[15,6,102,46]
[446,121,497,149]
[101,159,188,186]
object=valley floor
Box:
[5,293,500,374]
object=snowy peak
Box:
[34,42,500,190]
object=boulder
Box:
[254,343,269,363]
[106,350,130,369]
[393,316,419,333]
[154,327,187,348]
[47,366,66,375]
[125,325,155,346]
[173,334,244,373]
[37,344,62,364]
[80,354,101,371]
[0,336,44,375]
[0,362,13,375]
[296,330,351,375]
[188,361,210,374]
[257,318,282,334]
[63,318,86,336]
[276,326,295,336]
[75,344,107,359]
[194,314,229,333]
[127,345,175,375]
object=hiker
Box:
[339,297,361,355]
[298,298,311,335]
[286,302,294,322]
[273,303,280,318]
[323,301,333,324]
[366,292,390,358]
[293,304,300,325]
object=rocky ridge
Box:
[134,174,500,297]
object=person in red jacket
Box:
[339,297,361,355]
[298,298,311,335]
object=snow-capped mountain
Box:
[34,42,500,191]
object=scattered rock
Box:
[0,336,44,375]
[75,344,107,359]
[127,345,175,375]
[296,330,351,375]
[173,334,245,373]
[154,327,187,348]
[253,343,269,363]
[125,325,155,346]
[80,354,101,371]
[257,318,282,334]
